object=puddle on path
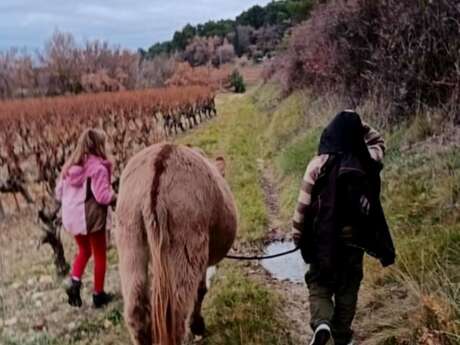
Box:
[260,241,308,283]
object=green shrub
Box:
[229,70,246,93]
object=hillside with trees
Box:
[140,0,313,63]
[265,0,460,123]
[0,1,313,100]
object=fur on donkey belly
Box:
[115,143,238,345]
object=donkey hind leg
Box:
[190,273,208,336]
[118,225,152,345]
[169,236,208,345]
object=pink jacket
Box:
[56,155,114,236]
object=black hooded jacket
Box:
[300,111,396,278]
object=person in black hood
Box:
[291,111,395,345]
[318,110,371,160]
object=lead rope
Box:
[225,246,300,261]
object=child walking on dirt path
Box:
[292,111,396,345]
[56,128,117,308]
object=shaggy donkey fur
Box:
[115,143,238,345]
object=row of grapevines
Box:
[0,86,215,198]
[0,86,216,274]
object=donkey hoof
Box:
[190,316,206,336]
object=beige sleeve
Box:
[362,121,385,162]
[292,154,329,236]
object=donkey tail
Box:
[145,213,176,345]
[145,144,208,345]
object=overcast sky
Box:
[0,0,271,52]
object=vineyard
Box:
[0,86,216,274]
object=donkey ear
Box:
[215,156,226,177]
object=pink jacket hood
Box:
[64,155,112,187]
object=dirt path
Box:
[253,158,312,344]
[256,159,280,228]
[253,159,381,345]
[252,158,404,345]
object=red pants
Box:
[71,231,107,294]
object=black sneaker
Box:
[309,323,332,345]
[93,291,113,308]
[65,278,82,307]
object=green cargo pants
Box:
[305,245,364,345]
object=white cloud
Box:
[75,4,139,21]
[0,0,271,51]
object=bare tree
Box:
[213,38,236,67]
[1,30,142,99]
[183,36,215,66]
[0,49,17,99]
[39,30,82,95]
[234,25,252,57]
[137,54,177,88]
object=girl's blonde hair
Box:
[62,128,108,176]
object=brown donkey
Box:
[115,143,238,345]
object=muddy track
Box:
[256,159,280,230]
[254,159,312,344]
[253,159,392,345]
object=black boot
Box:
[65,278,82,307]
[93,291,113,308]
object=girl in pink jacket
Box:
[56,128,116,308]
